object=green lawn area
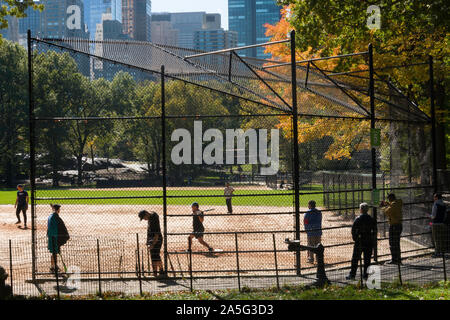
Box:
[0,188,327,207]
[11,281,449,300]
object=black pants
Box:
[350,242,372,277]
[226,198,232,213]
[16,206,27,225]
[389,224,402,263]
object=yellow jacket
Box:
[382,199,403,225]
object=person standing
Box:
[304,200,322,264]
[346,203,376,280]
[139,210,165,277]
[188,202,214,254]
[14,184,29,229]
[47,204,69,273]
[430,194,448,257]
[224,183,235,214]
[380,193,403,264]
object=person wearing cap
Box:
[346,203,376,280]
[47,204,69,273]
[224,183,235,214]
[14,184,29,229]
[304,200,322,264]
[139,210,164,277]
[188,202,214,254]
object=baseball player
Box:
[224,183,235,214]
[188,202,214,254]
[14,184,29,229]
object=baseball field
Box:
[0,185,428,283]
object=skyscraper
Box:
[39,0,88,39]
[85,0,122,39]
[228,0,281,58]
[122,0,151,42]
[150,13,178,46]
[151,12,229,50]
[194,29,238,52]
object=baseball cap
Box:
[191,202,199,207]
[138,210,148,221]
[51,204,61,210]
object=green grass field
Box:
[0,188,298,207]
[0,185,373,208]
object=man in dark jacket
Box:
[346,203,376,280]
[304,200,322,264]
[430,194,448,256]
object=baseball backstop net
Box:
[20,31,443,292]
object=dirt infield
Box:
[0,204,428,279]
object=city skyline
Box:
[152,0,229,30]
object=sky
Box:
[151,0,229,30]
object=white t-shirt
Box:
[224,186,235,199]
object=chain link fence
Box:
[1,32,447,298]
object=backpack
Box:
[56,216,70,247]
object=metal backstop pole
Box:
[290,30,301,275]
[368,44,378,262]
[27,30,37,280]
[429,56,438,193]
[161,65,169,274]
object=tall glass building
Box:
[228,0,281,58]
[85,0,122,39]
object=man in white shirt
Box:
[224,183,235,214]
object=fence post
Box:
[235,233,241,291]
[359,235,363,287]
[443,253,447,282]
[53,237,60,300]
[136,233,143,296]
[188,241,193,292]
[290,29,301,275]
[9,240,13,296]
[96,239,102,297]
[161,65,169,276]
[272,234,280,290]
[368,43,378,263]
[27,29,37,281]
[428,56,438,193]
[397,263,403,286]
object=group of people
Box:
[304,193,448,280]
[12,183,448,279]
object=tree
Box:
[277,0,449,170]
[0,0,43,38]
[33,51,81,186]
[66,77,112,185]
[0,39,27,186]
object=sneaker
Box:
[15,221,21,224]
[23,225,28,230]
[345,274,356,280]
[307,259,314,264]
[431,253,442,258]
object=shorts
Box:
[48,237,60,254]
[149,239,162,262]
[191,229,204,239]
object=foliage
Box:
[0,40,27,186]
[0,0,43,38]
[265,2,448,172]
